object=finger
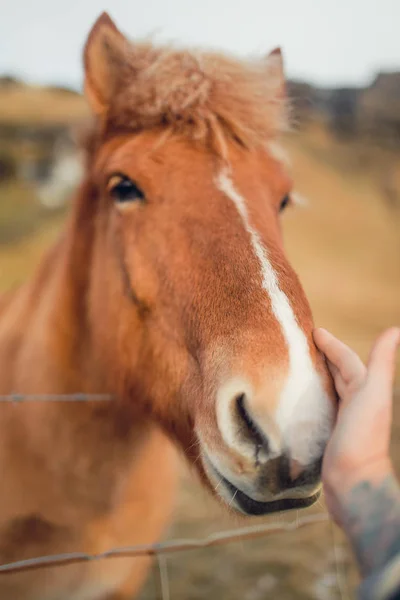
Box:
[325,357,339,379]
[324,358,350,397]
[313,328,366,387]
[365,327,400,395]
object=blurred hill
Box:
[0,75,87,124]
[2,70,399,135]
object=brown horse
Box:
[0,13,336,600]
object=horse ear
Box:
[265,47,286,99]
[83,12,130,116]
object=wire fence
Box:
[0,513,329,574]
[0,390,388,597]
[0,515,335,600]
[0,387,398,403]
[0,393,112,402]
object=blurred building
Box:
[288,71,400,148]
[0,76,86,206]
[358,72,400,148]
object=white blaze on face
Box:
[215,170,333,466]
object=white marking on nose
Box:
[215,169,333,465]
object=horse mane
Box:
[82,35,289,157]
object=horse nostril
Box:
[235,393,269,456]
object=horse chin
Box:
[199,452,321,516]
[217,474,321,516]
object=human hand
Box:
[313,327,400,525]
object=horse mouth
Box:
[219,474,321,516]
[201,449,321,516]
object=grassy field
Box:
[0,124,399,599]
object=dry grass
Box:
[0,217,62,290]
[0,181,66,247]
[283,127,400,373]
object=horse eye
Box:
[108,175,145,203]
[279,195,290,213]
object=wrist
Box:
[324,457,393,504]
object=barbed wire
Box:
[0,387,397,593]
[0,386,398,403]
[0,393,112,402]
[0,513,329,574]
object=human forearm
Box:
[333,464,400,577]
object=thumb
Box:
[365,327,400,396]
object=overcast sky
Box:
[0,0,399,89]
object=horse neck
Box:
[24,176,141,399]
[24,178,98,392]
[0,179,158,517]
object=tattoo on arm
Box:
[343,474,400,576]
